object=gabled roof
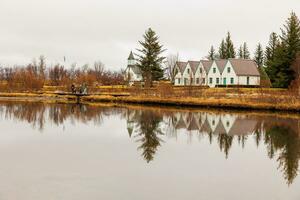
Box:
[188,61,200,74]
[128,51,135,60]
[228,118,257,136]
[215,60,228,73]
[176,61,188,74]
[187,116,199,131]
[229,59,260,76]
[200,119,212,133]
[175,116,187,129]
[214,121,227,135]
[200,60,213,73]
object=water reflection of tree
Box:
[134,110,164,163]
[217,134,233,158]
[263,121,300,185]
[0,102,120,129]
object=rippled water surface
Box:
[0,102,300,200]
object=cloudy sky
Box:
[0,0,299,70]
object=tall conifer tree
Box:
[225,32,236,58]
[254,43,264,67]
[136,28,165,87]
[207,46,216,60]
[243,42,250,59]
[238,45,243,58]
[218,39,226,59]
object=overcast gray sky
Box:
[0,0,299,70]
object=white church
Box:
[124,51,261,87]
[124,51,143,85]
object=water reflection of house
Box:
[125,109,258,138]
[173,112,258,136]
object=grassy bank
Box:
[0,87,299,112]
[81,95,300,112]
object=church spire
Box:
[128,51,135,66]
[128,51,135,60]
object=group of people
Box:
[71,83,88,95]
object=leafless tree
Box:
[94,61,105,81]
[164,53,179,83]
[38,55,46,79]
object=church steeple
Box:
[128,51,135,66]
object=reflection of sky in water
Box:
[0,102,299,200]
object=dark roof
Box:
[175,116,187,129]
[214,120,227,135]
[228,118,257,136]
[229,59,260,76]
[188,61,200,74]
[200,119,212,133]
[215,60,228,73]
[187,116,199,131]
[128,51,135,60]
[200,60,213,73]
[176,62,188,74]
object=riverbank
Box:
[0,90,299,112]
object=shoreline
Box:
[0,92,299,113]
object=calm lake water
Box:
[0,101,299,200]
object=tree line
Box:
[0,56,124,91]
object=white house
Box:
[174,59,261,87]
[124,51,143,85]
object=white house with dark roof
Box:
[174,59,261,87]
[124,51,143,85]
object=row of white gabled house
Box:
[174,59,261,88]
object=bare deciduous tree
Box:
[164,53,179,83]
[94,61,105,81]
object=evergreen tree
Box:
[238,45,243,58]
[265,32,280,64]
[224,32,236,58]
[265,32,280,84]
[218,39,226,59]
[207,45,216,60]
[254,43,264,67]
[243,42,250,59]
[266,12,300,88]
[136,28,165,87]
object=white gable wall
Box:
[207,61,221,87]
[182,63,193,85]
[174,65,184,86]
[221,61,238,86]
[195,63,207,85]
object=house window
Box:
[230,78,234,84]
[226,121,230,127]
[213,68,216,73]
[202,78,205,84]
[227,67,231,73]
[247,77,250,85]
[196,78,200,84]
[200,68,202,73]
[178,78,181,84]
[187,69,190,74]
[209,78,213,84]
[184,78,188,85]
[216,78,220,84]
[212,120,215,126]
